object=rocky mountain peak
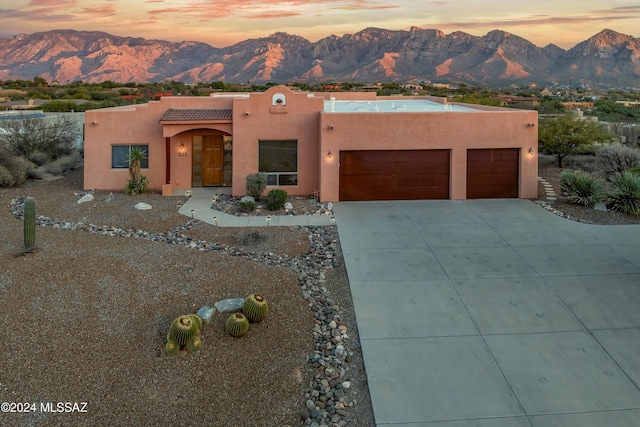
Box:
[0,27,638,86]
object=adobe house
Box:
[84,85,538,201]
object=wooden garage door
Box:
[467,148,519,199]
[339,150,450,201]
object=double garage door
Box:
[339,148,518,201]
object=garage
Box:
[466,148,519,199]
[339,150,450,201]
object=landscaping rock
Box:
[594,202,607,212]
[134,202,152,210]
[214,297,244,313]
[77,193,94,204]
[196,306,216,322]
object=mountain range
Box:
[0,27,639,87]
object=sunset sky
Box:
[1,0,639,49]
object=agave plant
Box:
[560,171,603,208]
[607,172,640,215]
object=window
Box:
[259,140,297,186]
[111,145,149,169]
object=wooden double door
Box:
[193,135,224,186]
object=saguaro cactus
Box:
[23,197,36,251]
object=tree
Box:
[0,114,80,162]
[538,114,615,168]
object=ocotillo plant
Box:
[23,197,36,251]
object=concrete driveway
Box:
[333,199,640,427]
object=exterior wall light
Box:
[213,216,218,226]
[529,147,534,155]
[328,150,333,159]
[328,125,334,130]
[528,122,535,127]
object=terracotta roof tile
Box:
[160,108,233,121]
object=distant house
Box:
[84,85,538,201]
[401,83,423,91]
[0,98,47,111]
[616,101,640,108]
[562,101,595,111]
[496,96,541,109]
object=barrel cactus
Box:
[226,312,249,337]
[166,314,202,354]
[23,197,36,250]
[165,339,180,355]
[243,293,268,322]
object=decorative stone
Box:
[594,202,607,212]
[196,306,216,322]
[240,195,255,204]
[214,297,244,313]
[77,193,94,204]
[135,202,152,210]
[284,202,294,210]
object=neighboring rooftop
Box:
[324,99,476,113]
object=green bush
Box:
[239,200,256,212]
[266,189,288,211]
[245,172,267,199]
[607,172,640,215]
[596,144,640,180]
[629,166,640,176]
[560,171,603,207]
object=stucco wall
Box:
[318,109,538,201]
[230,87,324,197]
[84,87,537,202]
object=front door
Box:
[202,135,223,186]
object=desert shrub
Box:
[5,156,32,185]
[28,151,50,166]
[596,144,640,180]
[43,151,80,176]
[630,166,640,176]
[266,189,288,211]
[607,172,640,215]
[239,200,256,212]
[245,172,267,199]
[0,165,15,187]
[27,167,50,180]
[560,171,603,207]
[125,175,148,195]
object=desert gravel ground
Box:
[0,168,374,427]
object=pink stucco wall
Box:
[84,86,538,201]
[230,88,324,197]
[318,108,538,201]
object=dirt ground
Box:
[0,168,374,427]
